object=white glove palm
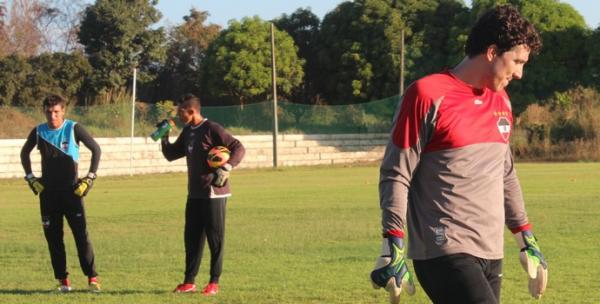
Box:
[514,230,548,299]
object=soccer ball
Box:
[207,146,230,168]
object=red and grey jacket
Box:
[379,71,529,260]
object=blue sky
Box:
[154,0,600,29]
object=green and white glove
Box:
[212,163,232,187]
[25,173,44,195]
[74,172,96,197]
[370,236,416,304]
[514,230,548,299]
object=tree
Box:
[388,0,470,85]
[0,3,6,56]
[39,0,87,53]
[584,27,600,90]
[471,0,586,31]
[0,55,32,105]
[0,0,87,56]
[150,9,221,102]
[0,0,45,57]
[78,0,165,102]
[274,8,320,104]
[18,52,92,106]
[315,0,405,104]
[201,16,304,106]
[0,51,91,106]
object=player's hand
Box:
[514,230,548,299]
[25,174,44,195]
[212,163,232,187]
[371,236,416,304]
[74,172,96,197]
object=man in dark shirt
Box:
[161,94,245,296]
[20,95,102,292]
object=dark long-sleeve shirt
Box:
[161,119,245,199]
[21,120,101,191]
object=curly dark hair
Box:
[465,5,542,57]
[42,95,67,108]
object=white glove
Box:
[513,230,548,299]
[370,236,416,304]
[212,163,232,187]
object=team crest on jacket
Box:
[433,226,447,246]
[497,117,511,142]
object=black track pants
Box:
[413,253,503,304]
[39,191,97,280]
[183,197,227,284]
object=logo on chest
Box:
[187,137,196,154]
[497,117,511,142]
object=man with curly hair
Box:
[370,5,547,304]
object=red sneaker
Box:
[202,283,219,296]
[57,278,72,292]
[173,283,197,293]
[88,277,101,292]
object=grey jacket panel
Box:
[406,143,519,260]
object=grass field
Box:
[0,163,599,304]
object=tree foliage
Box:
[202,16,304,105]
[0,55,32,105]
[0,0,46,57]
[78,0,165,100]
[0,52,90,106]
[150,9,221,101]
[316,0,404,103]
[0,0,598,113]
[584,27,600,90]
[274,8,320,103]
[391,0,470,84]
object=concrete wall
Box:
[0,133,388,178]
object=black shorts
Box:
[413,253,503,304]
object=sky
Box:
[155,0,600,29]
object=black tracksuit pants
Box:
[183,197,227,284]
[39,191,97,280]
[413,253,503,304]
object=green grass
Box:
[0,163,599,303]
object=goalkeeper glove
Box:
[25,173,44,195]
[371,236,416,304]
[74,172,96,197]
[212,163,232,187]
[513,229,548,299]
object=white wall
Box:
[0,134,388,178]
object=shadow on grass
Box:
[0,289,169,295]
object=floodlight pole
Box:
[271,23,279,168]
[129,66,137,176]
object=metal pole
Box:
[271,23,279,168]
[129,67,137,176]
[400,29,405,95]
